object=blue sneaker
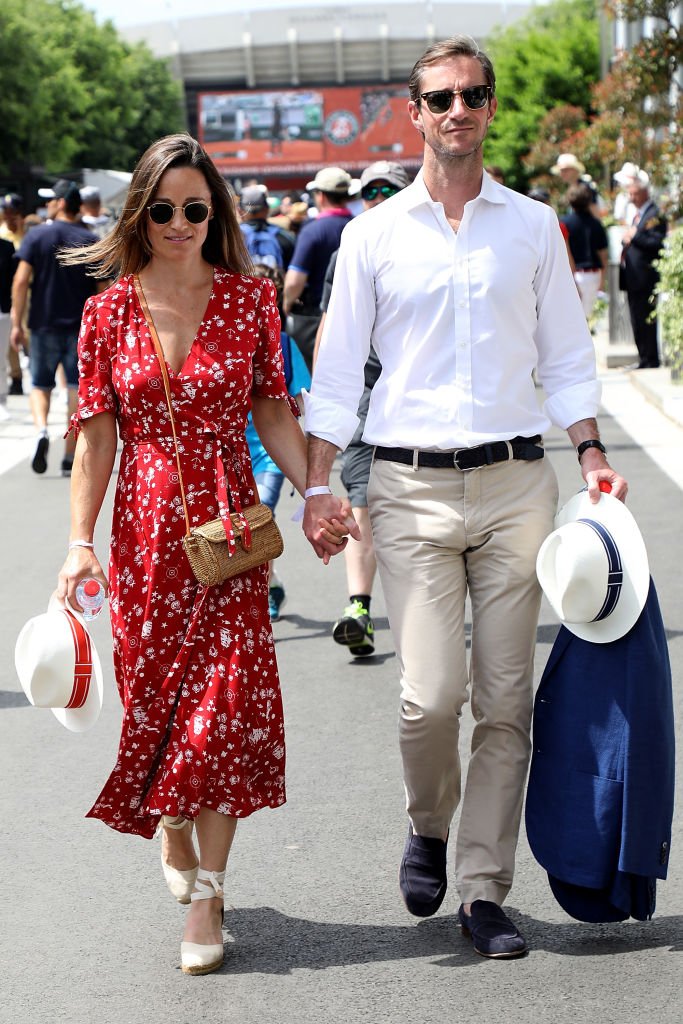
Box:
[268,582,286,622]
[332,599,375,656]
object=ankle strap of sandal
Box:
[191,868,225,902]
[157,814,190,833]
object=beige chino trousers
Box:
[367,454,558,906]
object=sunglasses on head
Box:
[361,184,400,201]
[419,85,491,114]
[147,201,211,225]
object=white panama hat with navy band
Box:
[15,595,103,731]
[536,489,650,644]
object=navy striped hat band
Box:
[577,519,624,621]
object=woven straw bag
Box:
[183,504,283,586]
[134,276,284,587]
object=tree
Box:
[483,0,601,191]
[587,0,682,214]
[0,0,184,180]
[524,1,682,215]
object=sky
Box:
[86,0,512,29]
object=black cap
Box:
[1,193,23,211]
[38,179,81,204]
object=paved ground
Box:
[1,349,681,1024]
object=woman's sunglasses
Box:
[147,201,211,225]
[419,85,491,114]
[361,184,400,202]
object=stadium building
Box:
[120,1,537,190]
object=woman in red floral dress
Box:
[56,135,355,974]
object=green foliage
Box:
[654,228,683,381]
[0,0,183,178]
[484,0,601,191]
[589,0,682,213]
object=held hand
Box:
[56,548,108,613]
[580,452,628,504]
[303,494,360,564]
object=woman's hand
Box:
[55,547,108,615]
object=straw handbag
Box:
[134,277,283,587]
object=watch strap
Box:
[576,439,607,462]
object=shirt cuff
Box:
[302,389,360,451]
[543,379,602,430]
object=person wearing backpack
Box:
[239,185,295,270]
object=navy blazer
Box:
[526,580,675,922]
[619,200,667,294]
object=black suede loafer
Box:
[399,828,448,917]
[458,900,527,958]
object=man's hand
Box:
[10,324,26,352]
[302,493,361,564]
[580,449,628,503]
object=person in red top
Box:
[528,186,577,277]
[55,133,353,975]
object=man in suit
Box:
[619,172,667,369]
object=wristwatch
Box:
[576,439,607,462]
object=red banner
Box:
[198,84,423,175]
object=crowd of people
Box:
[1,31,672,976]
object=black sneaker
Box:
[61,457,74,478]
[9,377,23,396]
[332,599,375,656]
[32,435,49,474]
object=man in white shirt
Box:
[303,35,627,958]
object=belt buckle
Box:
[452,448,476,471]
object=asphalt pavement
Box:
[1,345,681,1024]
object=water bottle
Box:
[75,578,106,621]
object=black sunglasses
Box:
[419,85,491,114]
[361,184,400,202]
[147,201,211,225]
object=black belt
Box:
[373,436,544,471]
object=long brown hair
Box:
[60,133,252,278]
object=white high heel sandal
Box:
[158,815,199,905]
[180,868,225,976]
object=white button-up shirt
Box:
[305,170,600,451]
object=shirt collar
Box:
[400,166,507,211]
[317,206,352,219]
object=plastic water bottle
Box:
[75,578,106,621]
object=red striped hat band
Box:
[62,610,93,709]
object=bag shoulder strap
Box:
[133,275,192,538]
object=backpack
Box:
[241,222,284,269]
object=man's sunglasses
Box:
[147,201,211,225]
[361,184,400,202]
[419,85,491,114]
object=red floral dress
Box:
[75,269,294,839]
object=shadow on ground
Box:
[205,906,682,976]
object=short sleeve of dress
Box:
[71,292,118,434]
[251,278,300,417]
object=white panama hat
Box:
[613,161,639,185]
[14,596,103,731]
[550,153,586,176]
[536,490,649,644]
